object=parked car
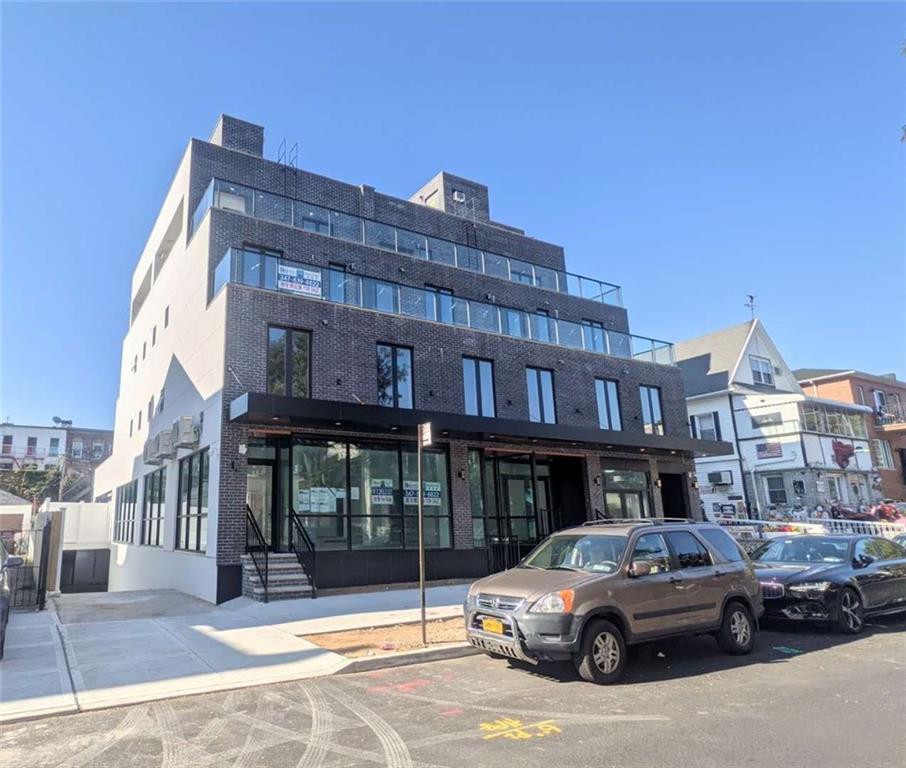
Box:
[751,534,906,633]
[464,519,763,684]
[1,539,25,659]
[893,532,906,549]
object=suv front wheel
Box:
[574,618,628,684]
[716,601,755,655]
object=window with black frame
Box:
[267,326,311,398]
[595,378,622,431]
[463,357,495,417]
[639,385,664,435]
[176,449,209,552]
[113,479,138,543]
[376,344,413,409]
[526,367,556,424]
[141,466,166,547]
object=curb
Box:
[338,642,482,674]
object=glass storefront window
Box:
[292,441,348,550]
[402,448,451,548]
[350,443,402,549]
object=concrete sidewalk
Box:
[0,584,469,722]
[0,611,77,722]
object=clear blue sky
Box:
[2,2,904,429]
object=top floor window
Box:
[640,385,664,435]
[750,355,774,386]
[267,326,310,398]
[49,437,60,456]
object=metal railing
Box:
[716,516,905,545]
[288,508,317,599]
[245,505,269,603]
[876,402,906,427]
[211,248,676,366]
[192,177,624,306]
[2,521,52,610]
[487,535,521,573]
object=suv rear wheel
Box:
[574,618,627,684]
[716,601,755,655]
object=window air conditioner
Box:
[452,190,466,203]
[707,471,733,485]
[144,436,162,465]
[156,429,175,458]
[172,416,197,448]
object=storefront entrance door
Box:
[246,462,276,547]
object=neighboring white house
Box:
[674,320,878,517]
[0,423,68,471]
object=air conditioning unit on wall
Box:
[707,470,733,486]
[172,416,197,448]
[143,435,162,465]
[156,429,175,458]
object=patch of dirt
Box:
[302,617,466,657]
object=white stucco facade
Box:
[93,143,228,604]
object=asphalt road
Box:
[2,618,905,768]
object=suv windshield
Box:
[521,534,627,574]
[751,536,849,564]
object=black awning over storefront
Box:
[229,392,733,458]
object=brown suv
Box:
[464,519,763,684]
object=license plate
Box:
[482,617,504,635]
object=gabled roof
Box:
[673,320,755,397]
[0,489,29,506]
[793,368,848,381]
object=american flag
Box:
[756,442,783,459]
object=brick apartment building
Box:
[796,369,906,501]
[94,115,729,603]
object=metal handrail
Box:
[287,508,317,599]
[245,504,269,603]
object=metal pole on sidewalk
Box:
[417,422,431,647]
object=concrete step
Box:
[246,571,310,586]
[251,583,313,600]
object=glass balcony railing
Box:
[192,178,624,306]
[211,248,675,366]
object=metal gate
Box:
[1,520,52,610]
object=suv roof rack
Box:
[581,517,697,527]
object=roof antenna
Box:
[744,294,757,320]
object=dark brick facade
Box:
[185,117,702,581]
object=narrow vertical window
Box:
[595,378,622,431]
[526,367,556,424]
[640,385,664,435]
[267,326,310,397]
[377,344,414,409]
[463,357,496,417]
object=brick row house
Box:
[796,369,906,502]
[94,115,728,603]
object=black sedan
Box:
[751,534,906,633]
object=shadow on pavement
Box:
[503,613,906,686]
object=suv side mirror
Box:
[2,555,23,569]
[628,560,652,578]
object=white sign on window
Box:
[277,264,322,297]
[370,479,394,505]
[403,480,442,506]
